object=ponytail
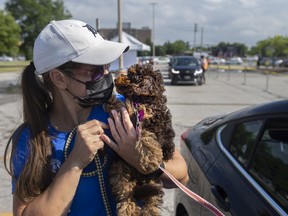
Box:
[5,62,54,202]
[21,61,52,127]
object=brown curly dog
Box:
[104,63,175,216]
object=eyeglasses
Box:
[89,64,110,80]
[60,64,110,81]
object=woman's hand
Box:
[69,120,108,170]
[102,108,189,187]
[12,120,110,216]
[101,108,145,173]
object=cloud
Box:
[239,0,261,7]
[0,0,287,48]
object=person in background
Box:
[200,55,208,84]
[4,19,188,216]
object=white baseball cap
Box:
[33,19,129,75]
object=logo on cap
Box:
[83,24,98,38]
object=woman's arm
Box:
[13,120,107,216]
[160,148,189,188]
[13,156,82,216]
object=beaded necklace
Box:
[63,126,112,215]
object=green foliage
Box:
[140,39,189,56]
[0,10,21,57]
[163,40,189,55]
[155,45,166,56]
[211,42,248,57]
[249,35,288,57]
[5,0,72,59]
[138,38,152,56]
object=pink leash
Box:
[160,167,225,216]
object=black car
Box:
[175,100,288,216]
[279,59,288,68]
[168,56,203,85]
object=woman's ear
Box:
[49,69,67,89]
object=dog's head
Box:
[114,63,164,104]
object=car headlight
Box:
[172,68,180,74]
[194,68,202,75]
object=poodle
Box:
[104,63,175,215]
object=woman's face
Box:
[73,64,109,80]
[64,64,110,97]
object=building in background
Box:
[99,22,151,44]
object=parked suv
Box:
[168,56,203,85]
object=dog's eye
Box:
[128,73,133,80]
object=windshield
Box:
[174,57,199,66]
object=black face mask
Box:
[66,73,114,108]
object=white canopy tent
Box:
[109,31,151,71]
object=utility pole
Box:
[118,0,123,70]
[193,23,198,53]
[200,27,204,52]
[150,2,157,59]
[96,18,100,32]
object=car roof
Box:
[222,100,288,123]
[171,55,196,59]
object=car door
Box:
[202,118,287,216]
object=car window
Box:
[223,118,288,214]
[229,120,264,167]
[219,124,235,147]
[175,58,198,66]
[249,118,288,212]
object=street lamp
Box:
[118,0,123,70]
[193,23,197,53]
[150,2,157,59]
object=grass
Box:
[209,64,257,71]
[209,64,288,74]
[0,61,29,73]
[0,61,286,74]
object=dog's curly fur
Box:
[104,63,175,215]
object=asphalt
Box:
[0,72,22,216]
[0,68,287,215]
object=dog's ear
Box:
[137,74,164,97]
[139,77,157,96]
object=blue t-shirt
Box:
[12,99,125,215]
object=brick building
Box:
[99,22,151,44]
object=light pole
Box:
[200,27,204,52]
[150,2,157,59]
[193,23,198,53]
[118,0,123,70]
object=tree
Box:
[211,42,248,57]
[250,35,288,57]
[155,45,166,56]
[163,40,189,55]
[5,0,72,59]
[0,10,21,57]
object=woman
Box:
[4,19,188,216]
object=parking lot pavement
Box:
[0,97,21,214]
[0,68,288,215]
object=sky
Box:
[0,0,287,48]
